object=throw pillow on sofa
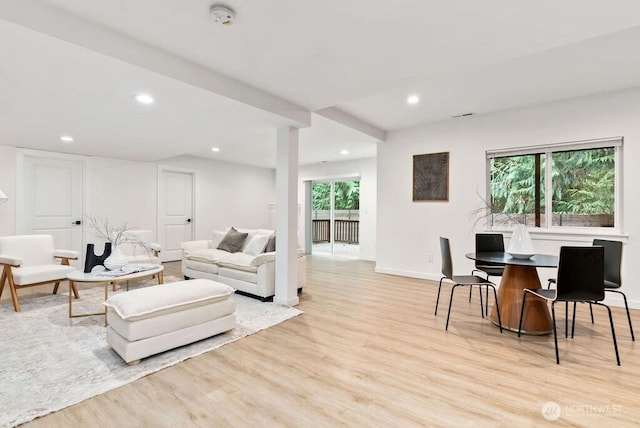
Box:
[243,234,270,256]
[265,235,276,252]
[217,227,249,253]
[209,229,229,249]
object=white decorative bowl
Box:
[507,252,534,260]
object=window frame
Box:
[485,137,623,236]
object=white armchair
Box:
[0,234,79,312]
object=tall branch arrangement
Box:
[85,215,148,248]
[469,190,522,230]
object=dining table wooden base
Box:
[490,264,553,335]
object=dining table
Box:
[465,252,558,334]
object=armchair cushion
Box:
[11,265,75,286]
[0,235,56,266]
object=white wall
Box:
[377,88,640,308]
[0,145,17,237]
[299,157,377,261]
[0,149,276,247]
[158,155,276,237]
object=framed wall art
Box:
[412,152,449,201]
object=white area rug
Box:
[0,276,302,427]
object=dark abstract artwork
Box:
[413,152,449,201]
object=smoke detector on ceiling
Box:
[210,5,235,26]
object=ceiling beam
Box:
[0,1,311,127]
[314,107,386,142]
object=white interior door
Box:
[158,169,194,261]
[20,155,84,253]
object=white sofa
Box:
[181,228,306,301]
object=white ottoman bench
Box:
[104,279,236,364]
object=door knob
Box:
[186,218,192,223]
[71,220,82,225]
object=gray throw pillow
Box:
[265,235,276,253]
[217,227,249,253]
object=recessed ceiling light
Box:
[211,147,220,152]
[407,95,420,105]
[59,135,74,142]
[134,93,155,105]
[340,150,349,155]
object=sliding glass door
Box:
[311,180,360,257]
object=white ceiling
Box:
[1,0,640,167]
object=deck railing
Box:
[312,219,359,244]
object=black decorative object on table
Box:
[84,242,112,273]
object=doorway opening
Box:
[311,180,360,258]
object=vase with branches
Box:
[85,215,150,270]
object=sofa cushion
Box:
[243,234,270,256]
[217,227,248,253]
[185,258,220,274]
[187,248,231,263]
[217,252,258,273]
[104,279,235,321]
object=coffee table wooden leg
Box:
[490,265,553,334]
[158,270,164,285]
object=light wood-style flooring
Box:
[7,256,639,426]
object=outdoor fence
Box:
[312,219,360,244]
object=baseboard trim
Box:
[374,266,442,282]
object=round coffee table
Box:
[67,265,164,326]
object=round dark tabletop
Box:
[465,252,558,268]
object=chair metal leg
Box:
[589,302,594,324]
[571,302,577,339]
[478,286,484,319]
[551,302,560,364]
[593,302,621,366]
[445,284,459,331]
[435,277,445,316]
[485,286,489,316]
[607,290,634,341]
[517,292,528,337]
[565,302,569,338]
[490,285,503,333]
[468,285,472,303]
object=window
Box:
[487,138,621,229]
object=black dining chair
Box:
[592,239,633,340]
[435,237,502,333]
[518,246,620,365]
[470,233,505,313]
[547,239,633,341]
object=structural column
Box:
[274,126,299,306]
